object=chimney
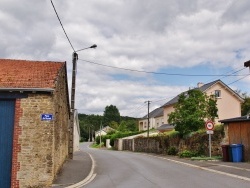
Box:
[197,82,204,88]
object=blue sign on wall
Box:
[41,114,53,121]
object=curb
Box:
[66,152,96,188]
[142,153,250,182]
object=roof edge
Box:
[0,88,54,92]
[203,80,244,102]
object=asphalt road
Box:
[80,143,250,188]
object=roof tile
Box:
[0,59,65,89]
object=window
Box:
[214,90,221,98]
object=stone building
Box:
[0,59,70,187]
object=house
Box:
[95,126,115,138]
[219,115,250,161]
[0,59,70,188]
[162,80,244,124]
[138,107,164,131]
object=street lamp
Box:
[69,44,97,159]
[244,60,250,69]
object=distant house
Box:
[95,126,115,138]
[162,80,243,124]
[220,115,250,161]
[138,107,164,131]
[0,59,70,188]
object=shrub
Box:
[167,146,178,155]
[167,131,180,138]
[179,150,198,158]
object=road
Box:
[80,143,250,188]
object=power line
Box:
[126,103,148,117]
[227,74,250,86]
[79,58,249,77]
[50,0,75,52]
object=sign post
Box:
[205,120,214,158]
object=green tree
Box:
[168,89,218,137]
[109,121,119,129]
[234,90,250,116]
[117,121,127,131]
[103,105,121,125]
[78,114,103,141]
[241,93,250,115]
[123,119,138,131]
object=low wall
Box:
[114,130,224,156]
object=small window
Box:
[215,90,221,98]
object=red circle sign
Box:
[205,121,214,130]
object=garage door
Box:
[0,100,15,188]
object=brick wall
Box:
[11,99,22,188]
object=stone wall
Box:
[13,67,70,187]
[17,94,55,187]
[52,66,70,178]
[115,130,224,157]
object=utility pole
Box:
[88,125,90,142]
[145,101,151,138]
[69,44,97,159]
[69,52,78,159]
[145,100,151,153]
[100,121,102,148]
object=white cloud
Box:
[1,0,250,117]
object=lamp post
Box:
[69,44,97,159]
[244,60,250,69]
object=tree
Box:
[103,105,121,125]
[234,90,250,116]
[168,89,218,137]
[78,114,103,141]
[241,93,250,115]
[117,121,127,131]
[124,119,138,131]
[109,121,119,129]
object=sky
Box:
[0,0,250,118]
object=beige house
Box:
[162,80,244,124]
[138,107,164,131]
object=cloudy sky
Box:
[1,0,250,117]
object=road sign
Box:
[205,121,214,158]
[205,120,214,130]
[41,114,53,121]
[206,130,214,134]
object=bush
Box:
[214,124,224,132]
[167,146,178,155]
[80,137,85,142]
[167,131,180,138]
[179,150,198,158]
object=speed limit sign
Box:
[205,120,214,130]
